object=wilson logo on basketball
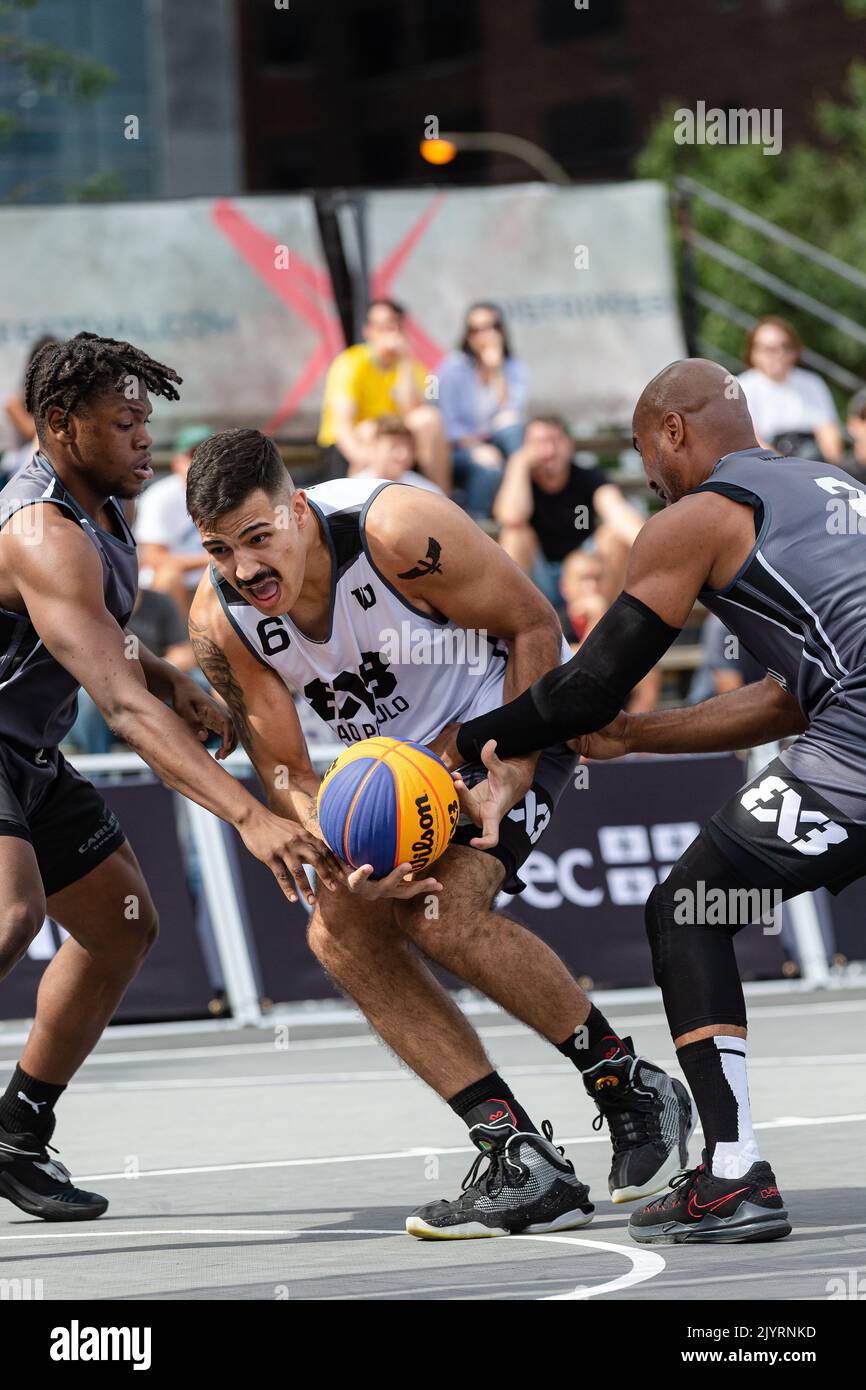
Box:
[410,793,436,869]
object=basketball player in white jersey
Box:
[185,428,693,1239]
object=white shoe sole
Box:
[405,1207,594,1241]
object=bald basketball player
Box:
[455,357,866,1244]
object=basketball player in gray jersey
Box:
[0,334,340,1224]
[457,356,866,1244]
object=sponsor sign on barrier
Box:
[234,754,785,1004]
[0,780,213,1023]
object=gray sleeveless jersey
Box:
[690,447,866,723]
[0,452,138,752]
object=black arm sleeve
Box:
[456,592,680,762]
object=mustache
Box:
[237,570,278,590]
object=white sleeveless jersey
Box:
[211,476,569,750]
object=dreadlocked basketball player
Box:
[185,427,694,1241]
[0,335,340,1223]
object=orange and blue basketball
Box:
[316,736,459,878]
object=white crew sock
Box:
[710,1036,761,1180]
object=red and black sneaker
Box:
[628,1152,791,1244]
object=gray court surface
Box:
[0,986,864,1301]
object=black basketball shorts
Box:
[0,748,126,897]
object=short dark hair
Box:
[526,413,572,439]
[371,413,414,443]
[366,297,405,321]
[186,428,292,528]
[24,331,181,433]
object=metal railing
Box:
[675,176,866,394]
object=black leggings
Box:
[645,826,798,1038]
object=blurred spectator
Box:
[317,298,450,490]
[66,586,202,753]
[560,549,659,712]
[688,615,765,705]
[134,424,211,611]
[1,335,59,480]
[844,385,866,485]
[494,415,643,607]
[352,416,443,494]
[437,302,527,517]
[737,317,843,464]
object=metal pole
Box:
[672,182,700,356]
[440,130,571,185]
[185,801,263,1026]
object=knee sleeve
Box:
[645,829,761,1037]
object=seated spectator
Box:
[317,298,450,491]
[737,317,843,463]
[688,614,765,705]
[844,386,866,485]
[493,415,643,607]
[437,302,527,517]
[65,586,203,753]
[560,549,659,713]
[1,335,58,480]
[134,424,211,612]
[351,416,443,494]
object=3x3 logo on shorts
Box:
[507,788,552,845]
[740,774,848,856]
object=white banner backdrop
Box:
[365,180,685,429]
[0,195,343,451]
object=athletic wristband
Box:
[456,592,680,761]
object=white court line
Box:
[0,1225,664,1301]
[3,996,865,1070]
[73,1111,866,1184]
[51,1050,866,1099]
[61,1053,866,1095]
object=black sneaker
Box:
[405,1119,594,1240]
[0,1118,108,1222]
[584,1037,695,1203]
[629,1152,791,1244]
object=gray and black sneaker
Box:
[405,1119,594,1240]
[584,1037,695,1203]
[0,1115,108,1222]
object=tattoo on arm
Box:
[397,535,443,580]
[189,621,254,753]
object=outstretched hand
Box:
[452,739,534,850]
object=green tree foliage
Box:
[0,0,117,200]
[636,62,866,387]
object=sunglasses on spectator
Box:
[467,321,502,333]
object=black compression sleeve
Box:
[456,592,680,762]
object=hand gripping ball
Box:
[316,736,460,878]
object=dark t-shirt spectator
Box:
[530,464,608,562]
[128,588,187,659]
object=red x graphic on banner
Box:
[211,194,448,436]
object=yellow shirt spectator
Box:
[318,344,428,447]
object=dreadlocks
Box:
[23,331,182,434]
